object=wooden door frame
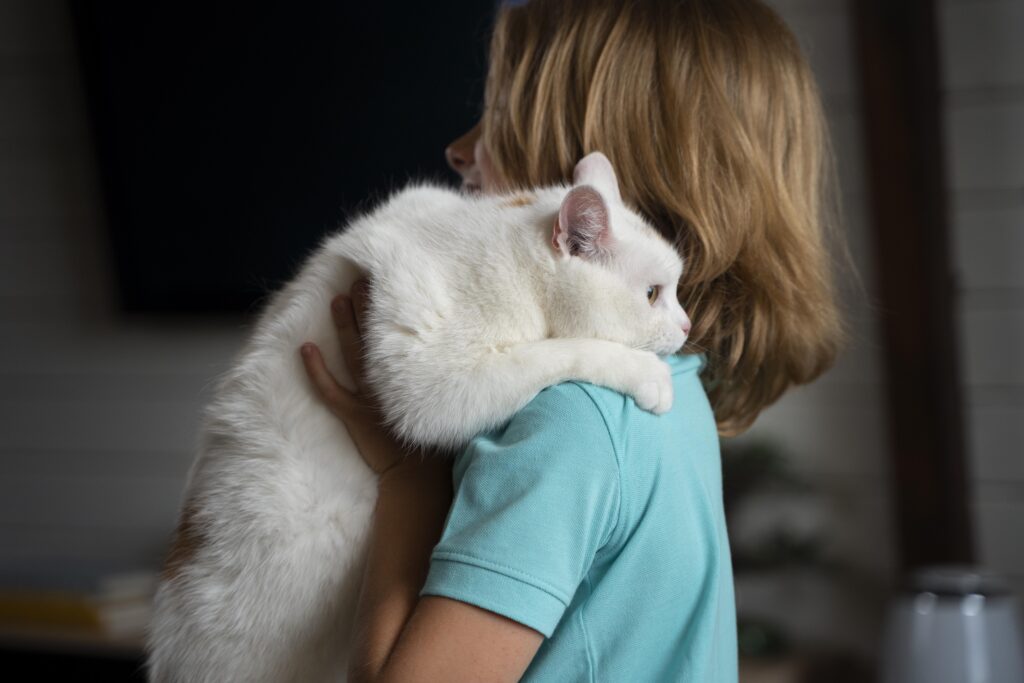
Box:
[850,0,974,571]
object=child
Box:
[301,0,843,680]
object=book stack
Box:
[0,571,157,654]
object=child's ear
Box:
[552,185,613,259]
[572,152,621,203]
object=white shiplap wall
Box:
[0,1,247,591]
[940,0,1024,601]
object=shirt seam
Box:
[559,383,622,682]
[430,551,571,605]
[567,382,623,553]
[580,573,598,683]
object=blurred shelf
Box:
[0,622,142,659]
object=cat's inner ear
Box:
[572,152,621,203]
[553,185,613,259]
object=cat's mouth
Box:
[462,182,482,195]
[643,335,688,357]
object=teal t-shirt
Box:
[420,353,738,682]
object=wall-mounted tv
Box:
[71,2,493,313]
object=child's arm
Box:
[301,289,544,682]
[351,459,543,682]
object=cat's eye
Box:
[646,285,660,304]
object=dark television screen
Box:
[71,2,494,313]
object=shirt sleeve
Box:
[419,382,621,637]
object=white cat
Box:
[147,152,691,682]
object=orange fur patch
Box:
[161,503,204,582]
[500,193,536,208]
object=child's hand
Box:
[300,281,412,476]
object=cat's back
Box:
[330,183,467,257]
[319,184,560,335]
[328,183,560,268]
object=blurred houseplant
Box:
[722,439,877,682]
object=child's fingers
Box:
[300,342,358,415]
[331,294,369,396]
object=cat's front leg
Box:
[384,337,675,448]
[495,338,673,414]
[570,342,674,414]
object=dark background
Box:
[70,2,495,313]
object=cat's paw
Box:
[625,353,673,415]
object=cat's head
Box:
[551,152,691,356]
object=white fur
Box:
[147,153,689,682]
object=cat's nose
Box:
[681,319,691,336]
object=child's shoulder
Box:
[562,353,708,429]
[461,352,711,478]
[503,380,615,449]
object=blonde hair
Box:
[482,0,846,436]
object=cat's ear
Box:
[572,152,621,203]
[553,185,612,259]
